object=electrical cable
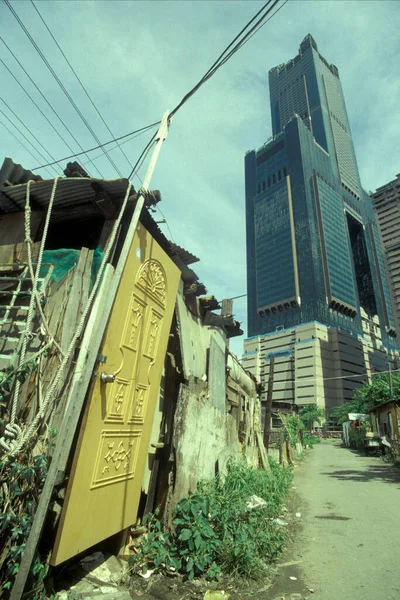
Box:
[81,125,156,167]
[0,96,60,177]
[32,121,160,170]
[30,0,135,174]
[127,132,157,180]
[0,106,58,174]
[154,204,176,243]
[0,40,101,177]
[31,2,286,177]
[254,365,400,384]
[169,0,282,118]
[5,0,123,178]
[0,118,56,179]
[239,0,288,49]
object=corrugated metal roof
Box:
[170,242,199,265]
[0,156,203,286]
[0,157,43,187]
[0,174,133,214]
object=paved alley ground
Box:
[272,441,400,600]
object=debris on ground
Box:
[246,494,267,510]
[271,518,288,526]
[203,591,230,599]
[138,569,155,579]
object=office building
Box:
[372,174,400,335]
[244,35,397,409]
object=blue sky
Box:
[1,0,399,357]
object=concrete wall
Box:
[243,320,398,410]
[172,381,241,503]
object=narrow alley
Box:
[274,442,400,600]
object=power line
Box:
[5,0,122,178]
[32,121,160,170]
[239,0,288,49]
[0,96,59,177]
[0,106,58,174]
[255,366,400,384]
[30,0,135,175]
[169,0,283,118]
[81,125,156,167]
[0,39,101,177]
[24,1,286,179]
[229,294,247,300]
[0,118,55,179]
[125,2,285,182]
[127,132,158,180]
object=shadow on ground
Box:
[321,465,400,485]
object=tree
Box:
[329,372,400,425]
[299,404,325,432]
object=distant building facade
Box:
[244,35,397,409]
[372,174,400,336]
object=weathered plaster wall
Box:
[172,380,241,503]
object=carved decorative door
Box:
[52,224,180,565]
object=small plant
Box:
[303,433,320,448]
[0,453,51,597]
[349,426,366,450]
[130,458,293,581]
[283,415,304,447]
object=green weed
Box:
[130,458,293,581]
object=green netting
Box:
[39,247,104,290]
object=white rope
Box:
[24,177,65,358]
[9,179,44,427]
[10,180,133,455]
[1,178,61,453]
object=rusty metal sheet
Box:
[51,223,180,565]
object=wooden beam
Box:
[10,111,170,600]
[263,353,275,449]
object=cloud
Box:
[1,0,399,358]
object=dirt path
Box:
[269,440,400,600]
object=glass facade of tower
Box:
[245,34,396,348]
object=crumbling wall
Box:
[172,379,241,505]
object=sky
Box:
[1,0,399,357]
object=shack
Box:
[0,156,263,594]
[369,400,400,457]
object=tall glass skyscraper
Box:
[245,34,396,349]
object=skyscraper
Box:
[372,174,400,335]
[243,35,397,410]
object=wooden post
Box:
[263,353,275,450]
[10,112,170,600]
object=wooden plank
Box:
[263,353,275,449]
[0,242,40,265]
[0,212,42,245]
[60,248,90,352]
[11,112,170,600]
[10,266,114,600]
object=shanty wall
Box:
[164,283,258,508]
[172,380,240,500]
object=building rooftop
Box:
[269,33,339,79]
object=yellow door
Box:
[52,224,180,565]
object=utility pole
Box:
[389,362,393,401]
[10,112,170,600]
[263,353,275,450]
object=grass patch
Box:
[130,457,293,581]
[303,433,321,448]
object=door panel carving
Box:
[52,224,180,565]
